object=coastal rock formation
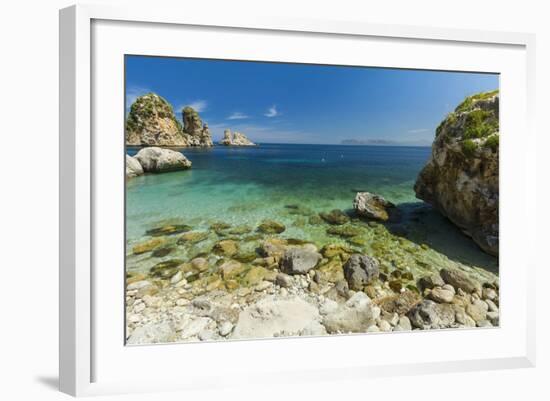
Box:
[125,155,143,178]
[182,106,214,147]
[353,192,395,221]
[414,90,499,255]
[134,147,192,173]
[125,93,213,147]
[219,129,256,146]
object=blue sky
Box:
[125,56,498,145]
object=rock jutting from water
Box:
[126,155,144,178]
[134,147,192,173]
[219,129,256,146]
[125,93,213,147]
[414,90,499,255]
[353,192,395,222]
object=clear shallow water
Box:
[127,144,429,237]
[126,144,498,274]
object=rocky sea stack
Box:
[219,129,256,146]
[414,90,499,255]
[126,93,213,147]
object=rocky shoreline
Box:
[125,203,499,344]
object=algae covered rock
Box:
[319,209,350,225]
[135,147,192,173]
[353,192,395,221]
[132,237,166,254]
[213,239,239,256]
[414,90,499,255]
[257,220,286,234]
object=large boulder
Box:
[125,93,213,147]
[280,248,322,275]
[343,254,379,290]
[353,192,395,221]
[322,292,379,333]
[135,147,192,173]
[414,90,499,255]
[231,296,326,339]
[125,155,143,178]
[219,129,256,146]
[127,321,177,344]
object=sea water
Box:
[126,144,497,274]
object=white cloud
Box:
[172,100,208,115]
[407,128,430,134]
[227,112,249,120]
[187,100,207,112]
[264,105,279,118]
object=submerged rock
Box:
[135,147,192,173]
[149,259,184,279]
[257,220,286,234]
[219,129,256,146]
[414,90,499,255]
[326,225,364,238]
[343,254,379,290]
[212,239,239,257]
[353,192,395,221]
[132,237,166,254]
[126,155,144,178]
[177,231,209,244]
[280,248,322,275]
[319,209,350,225]
[146,224,192,236]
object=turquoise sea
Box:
[126,144,497,275]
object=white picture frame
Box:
[59,4,536,397]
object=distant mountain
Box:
[341,139,397,145]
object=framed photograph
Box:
[59,4,536,396]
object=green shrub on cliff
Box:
[485,135,499,151]
[455,89,499,113]
[463,109,499,139]
[461,139,477,157]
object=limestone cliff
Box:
[182,107,214,147]
[414,90,499,256]
[219,129,256,146]
[125,93,213,147]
